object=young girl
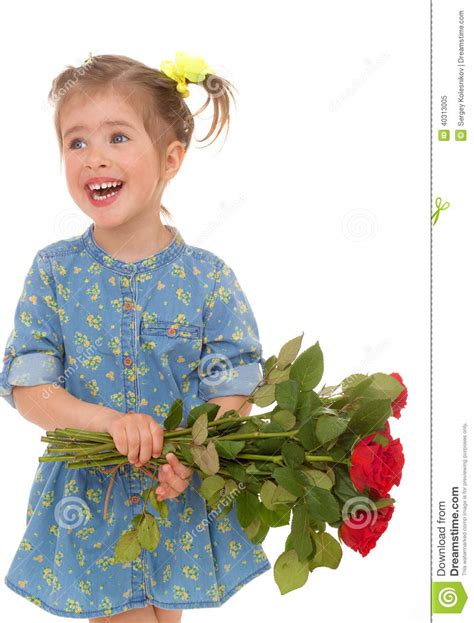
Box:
[0,51,271,622]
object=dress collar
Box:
[81,222,186,274]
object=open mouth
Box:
[86,180,125,201]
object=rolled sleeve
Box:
[0,251,65,410]
[198,259,264,401]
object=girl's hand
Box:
[156,453,193,501]
[105,412,164,467]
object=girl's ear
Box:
[163,140,186,181]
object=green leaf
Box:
[272,410,296,431]
[114,529,141,563]
[274,549,310,595]
[137,513,160,551]
[178,442,194,467]
[273,485,298,505]
[214,439,245,459]
[253,384,276,407]
[275,379,300,412]
[309,531,342,571]
[263,355,277,377]
[367,372,405,401]
[273,467,308,497]
[332,464,360,504]
[260,480,278,510]
[374,496,395,509]
[267,367,292,384]
[258,501,291,527]
[315,414,349,444]
[281,440,306,468]
[190,440,220,475]
[192,413,208,445]
[291,502,313,561]
[348,398,392,436]
[147,488,166,516]
[236,490,260,528]
[289,342,324,391]
[164,398,183,430]
[301,468,334,490]
[244,515,270,544]
[277,334,304,369]
[199,475,226,503]
[306,486,341,523]
[187,402,220,427]
[253,421,287,453]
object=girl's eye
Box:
[111,133,129,144]
[68,133,129,150]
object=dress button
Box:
[124,356,132,366]
[130,495,140,504]
[167,327,177,337]
[124,301,132,311]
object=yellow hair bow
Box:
[160,51,214,98]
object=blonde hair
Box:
[48,53,237,222]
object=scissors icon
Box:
[432,197,450,225]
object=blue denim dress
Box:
[0,223,271,618]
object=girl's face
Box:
[60,88,182,229]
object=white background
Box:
[0,1,429,621]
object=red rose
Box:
[390,372,408,419]
[349,427,405,497]
[339,499,395,557]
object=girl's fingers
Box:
[126,424,140,464]
[165,453,193,480]
[156,463,190,499]
[149,421,164,458]
[137,425,153,466]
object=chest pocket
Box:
[139,319,203,368]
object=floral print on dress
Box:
[0,223,271,618]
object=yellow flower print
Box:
[157,281,166,290]
[192,266,201,275]
[172,263,186,278]
[65,599,83,615]
[181,564,199,580]
[19,539,32,551]
[28,295,37,305]
[65,478,79,495]
[176,288,191,305]
[229,539,242,558]
[76,527,95,540]
[173,585,189,601]
[57,283,71,300]
[19,311,33,327]
[82,354,102,370]
[88,262,103,275]
[42,490,54,507]
[86,313,102,330]
[105,371,115,381]
[85,379,99,397]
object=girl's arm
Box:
[12,384,123,433]
[208,395,253,420]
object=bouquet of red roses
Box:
[40,335,407,594]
